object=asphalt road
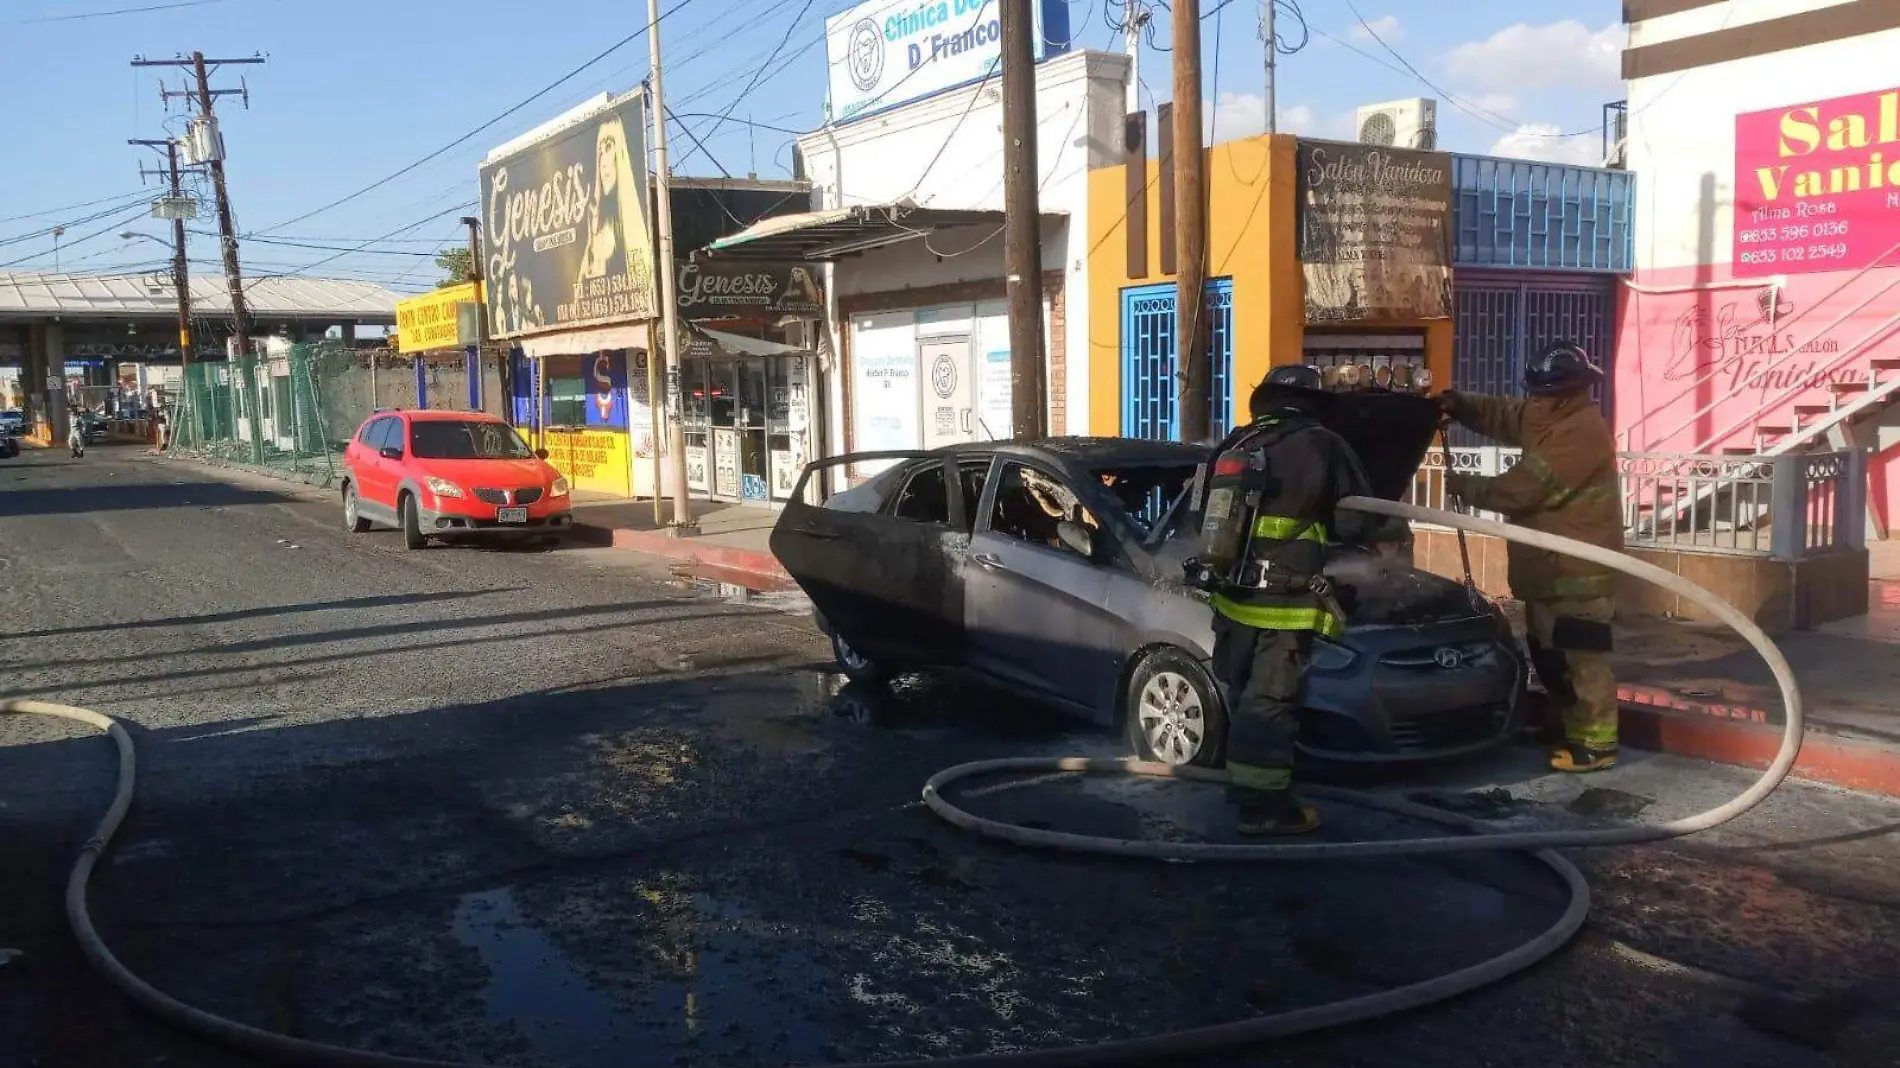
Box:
[3,445,1899,1068]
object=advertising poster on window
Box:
[685,443,710,491]
[543,428,631,497]
[851,318,919,474]
[977,349,1012,441]
[713,427,740,497]
[1297,139,1453,322]
[1732,87,1900,278]
[771,431,806,499]
[479,91,657,339]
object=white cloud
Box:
[1443,20,1623,94]
[1488,123,1610,166]
[1350,15,1402,43]
[1205,93,1333,142]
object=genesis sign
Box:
[825,0,1069,123]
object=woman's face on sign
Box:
[598,132,619,195]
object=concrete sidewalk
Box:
[568,496,789,591]
[1612,579,1900,798]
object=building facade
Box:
[1615,0,1900,533]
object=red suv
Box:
[341,409,574,549]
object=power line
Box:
[245,201,478,288]
[0,205,153,269]
[0,190,148,224]
[252,0,707,236]
[3,0,235,25]
[0,195,153,249]
[673,0,817,171]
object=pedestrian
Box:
[1439,341,1625,773]
[1186,364,1372,835]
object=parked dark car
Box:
[772,393,1524,766]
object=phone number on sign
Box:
[1738,243,1851,267]
[1737,219,1852,244]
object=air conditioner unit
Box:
[1355,98,1438,151]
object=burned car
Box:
[773,392,1523,766]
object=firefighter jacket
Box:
[1444,391,1623,602]
[1207,409,1372,639]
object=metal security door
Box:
[1451,273,1613,444]
[1119,279,1234,441]
[919,336,975,450]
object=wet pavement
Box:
[3,448,1900,1067]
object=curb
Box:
[575,522,792,592]
[1618,683,1900,799]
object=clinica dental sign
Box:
[823,0,1069,124]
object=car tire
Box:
[1124,646,1227,769]
[830,630,887,686]
[399,493,429,550]
[343,483,371,534]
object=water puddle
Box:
[452,886,832,1066]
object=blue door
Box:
[1119,279,1235,441]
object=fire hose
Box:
[2,498,1804,1068]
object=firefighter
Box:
[1185,364,1372,836]
[1439,340,1624,773]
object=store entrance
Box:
[704,356,773,502]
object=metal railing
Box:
[1404,446,1867,561]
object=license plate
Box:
[496,506,528,524]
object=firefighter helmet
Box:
[1523,341,1603,396]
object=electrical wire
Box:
[0,190,149,224]
[675,0,818,171]
[244,202,477,288]
[251,0,707,237]
[2,0,235,24]
[0,205,154,269]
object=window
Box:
[989,463,1098,554]
[357,418,384,445]
[365,417,399,452]
[541,354,589,427]
[410,420,534,460]
[892,464,949,523]
[1091,464,1198,538]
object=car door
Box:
[770,451,971,666]
[965,461,1124,715]
[358,417,401,513]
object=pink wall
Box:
[1614,261,1900,525]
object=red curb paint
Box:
[1618,683,1900,799]
[588,523,791,589]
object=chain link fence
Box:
[168,341,408,485]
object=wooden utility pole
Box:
[647,0,695,533]
[461,215,507,413]
[129,138,194,369]
[1000,0,1047,440]
[1172,0,1209,442]
[133,51,264,362]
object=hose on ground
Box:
[2,498,1803,1068]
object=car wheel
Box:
[1125,647,1227,768]
[831,630,887,686]
[343,483,371,534]
[399,493,429,550]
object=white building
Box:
[705,9,1129,485]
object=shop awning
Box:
[700,203,1063,262]
[692,326,806,357]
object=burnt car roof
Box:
[933,436,1207,468]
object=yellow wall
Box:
[1086,133,1451,436]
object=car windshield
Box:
[409,420,533,460]
[1089,463,1200,538]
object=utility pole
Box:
[1124,0,1141,116]
[1000,0,1047,440]
[130,139,194,370]
[1262,0,1277,133]
[1172,0,1210,442]
[461,215,506,413]
[133,51,263,363]
[648,0,694,532]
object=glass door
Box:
[737,357,769,502]
[708,359,740,498]
[683,359,710,493]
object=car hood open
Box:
[1310,390,1443,501]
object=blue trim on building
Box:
[1450,153,1633,273]
[1119,279,1234,442]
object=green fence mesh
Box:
[167,341,378,484]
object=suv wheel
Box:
[1124,647,1226,768]
[831,631,887,686]
[343,483,371,533]
[400,493,429,550]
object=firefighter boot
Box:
[1549,742,1619,774]
[1236,789,1321,836]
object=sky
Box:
[0,0,1625,294]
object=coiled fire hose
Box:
[3,498,1803,1068]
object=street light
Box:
[118,230,168,247]
[118,232,195,371]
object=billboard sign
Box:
[824,0,1070,124]
[1296,139,1453,322]
[479,91,657,339]
[395,282,481,353]
[675,260,825,318]
[1733,87,1900,278]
